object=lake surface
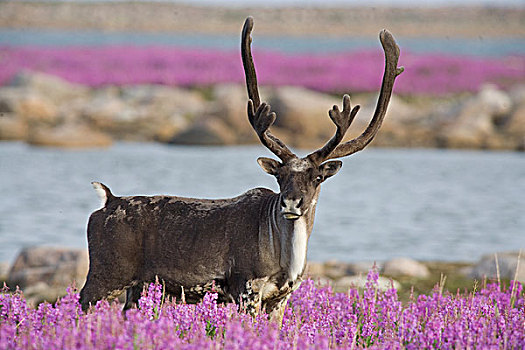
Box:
[0,142,523,265]
[1,29,524,57]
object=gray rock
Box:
[323,260,354,280]
[121,85,203,108]
[333,275,401,293]
[23,281,67,306]
[27,123,113,148]
[382,257,430,278]
[439,85,512,149]
[8,71,89,105]
[304,261,325,278]
[155,114,193,143]
[347,261,382,275]
[0,88,59,125]
[7,247,89,290]
[0,113,28,140]
[81,92,128,127]
[0,261,9,282]
[120,84,205,123]
[169,118,237,145]
[503,102,525,139]
[372,95,435,148]
[207,84,257,143]
[508,85,525,106]
[82,94,155,140]
[84,85,204,142]
[468,251,525,283]
[268,86,340,148]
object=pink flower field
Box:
[1,270,524,349]
[0,46,524,95]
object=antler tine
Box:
[241,17,260,110]
[326,29,404,160]
[242,17,296,161]
[307,94,361,165]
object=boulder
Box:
[304,261,325,278]
[7,247,88,290]
[18,94,59,125]
[81,92,140,137]
[121,84,203,109]
[206,84,257,144]
[27,123,113,148]
[23,282,67,306]
[167,84,261,146]
[0,261,9,282]
[509,85,525,103]
[154,114,192,143]
[376,95,421,130]
[8,71,89,105]
[120,85,205,121]
[323,260,354,280]
[503,102,525,139]
[0,88,59,125]
[504,85,525,149]
[84,86,204,142]
[145,87,205,142]
[333,275,401,293]
[347,261,383,275]
[268,86,341,148]
[169,118,237,146]
[468,251,525,283]
[382,257,430,278]
[0,113,28,140]
[439,85,512,149]
[372,95,435,148]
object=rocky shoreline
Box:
[1,71,524,151]
[1,246,522,306]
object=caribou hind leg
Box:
[79,253,139,311]
[123,283,143,311]
[79,273,129,311]
[79,275,106,311]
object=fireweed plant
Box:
[0,46,524,95]
[1,270,523,349]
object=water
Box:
[1,142,523,265]
[1,29,524,57]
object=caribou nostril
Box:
[296,198,303,208]
[280,197,286,208]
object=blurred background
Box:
[0,0,524,277]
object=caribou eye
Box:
[316,175,323,183]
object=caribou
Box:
[79,17,403,321]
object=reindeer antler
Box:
[307,94,360,165]
[313,29,403,162]
[242,17,296,162]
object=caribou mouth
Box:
[282,212,301,220]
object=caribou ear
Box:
[319,160,342,180]
[257,157,280,175]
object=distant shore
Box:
[0,2,524,38]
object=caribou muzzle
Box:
[280,197,304,220]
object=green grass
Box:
[388,261,513,302]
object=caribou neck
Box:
[261,189,319,283]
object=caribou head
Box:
[242,16,404,221]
